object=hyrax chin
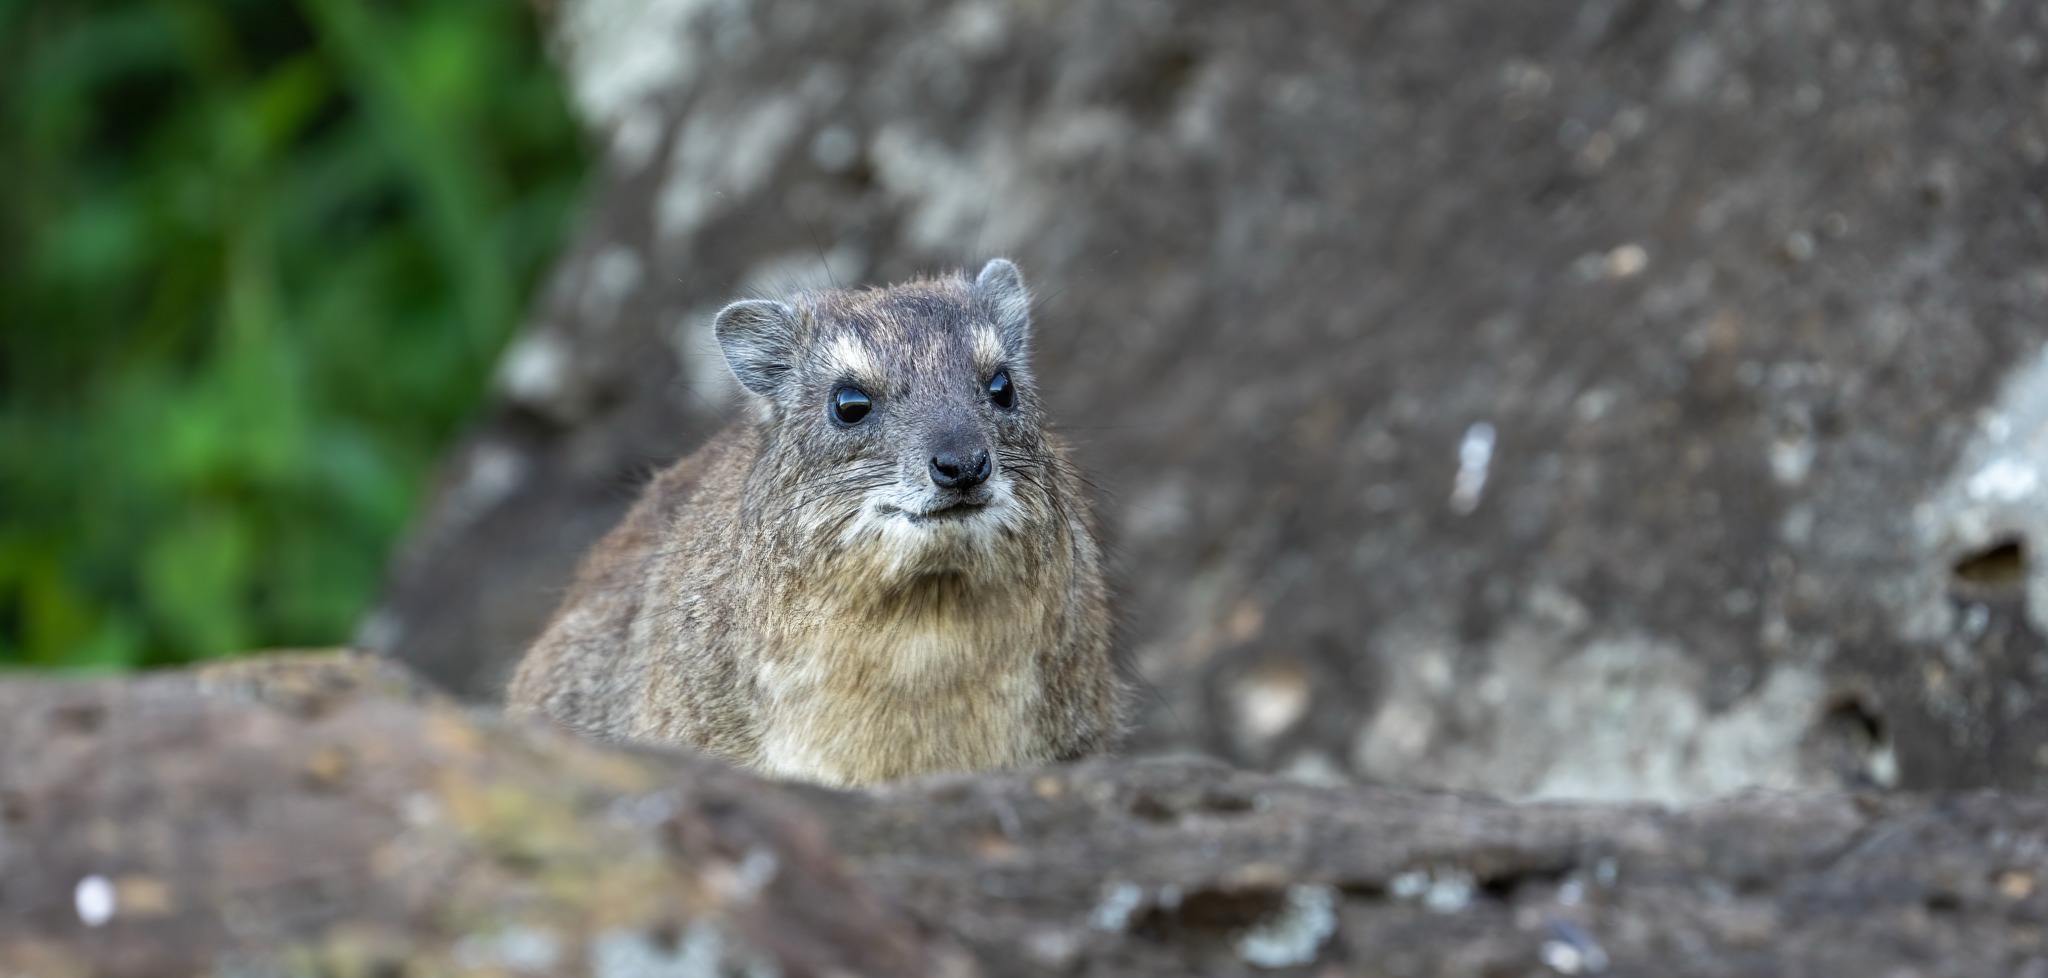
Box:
[507,259,1123,786]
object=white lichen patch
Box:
[1023,927,1084,969]
[1234,884,1338,968]
[1387,867,1475,914]
[581,246,646,331]
[1449,420,1497,514]
[74,875,115,927]
[1354,619,1841,803]
[1918,341,2048,635]
[868,124,1046,254]
[443,441,531,530]
[558,0,715,135]
[1229,662,1311,745]
[590,922,779,978]
[734,846,779,898]
[658,95,806,244]
[1530,639,1825,801]
[1422,870,1476,913]
[1768,431,1815,485]
[944,0,1010,56]
[1539,924,1611,974]
[1966,458,2039,502]
[351,609,402,654]
[454,927,562,972]
[1089,881,1145,931]
[808,125,860,173]
[611,107,666,171]
[1602,244,1648,278]
[498,331,572,409]
[607,789,682,828]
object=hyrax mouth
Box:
[910,509,979,525]
[876,503,978,527]
[880,498,990,524]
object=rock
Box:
[366,0,2048,800]
[832,762,2048,977]
[0,653,950,978]
[4,655,2046,976]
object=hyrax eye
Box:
[987,370,1015,410]
[831,386,872,425]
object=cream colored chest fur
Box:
[749,596,1055,786]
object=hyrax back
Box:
[506,259,1122,786]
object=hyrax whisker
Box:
[506,260,1124,787]
[761,481,894,524]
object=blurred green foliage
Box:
[0,0,587,669]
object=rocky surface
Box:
[0,654,948,978]
[839,763,2048,978]
[365,0,2048,801]
[3,656,2046,977]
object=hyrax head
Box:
[713,259,1055,548]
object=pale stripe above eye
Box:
[971,326,1005,366]
[825,335,883,382]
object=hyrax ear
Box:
[973,258,1032,350]
[714,299,799,397]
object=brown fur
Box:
[506,262,1122,786]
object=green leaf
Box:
[140,505,255,660]
[3,0,585,670]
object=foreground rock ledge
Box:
[2,656,2043,978]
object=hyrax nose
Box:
[929,447,993,491]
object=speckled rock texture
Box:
[366,0,2048,801]
[833,762,2048,978]
[0,654,952,978]
[3,656,2045,977]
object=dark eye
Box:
[987,370,1015,410]
[831,386,872,425]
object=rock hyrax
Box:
[507,259,1122,785]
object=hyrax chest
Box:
[748,590,1055,786]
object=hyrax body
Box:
[506,260,1122,786]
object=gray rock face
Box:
[0,655,953,978]
[835,762,2048,978]
[368,0,2048,799]
[5,657,2045,977]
